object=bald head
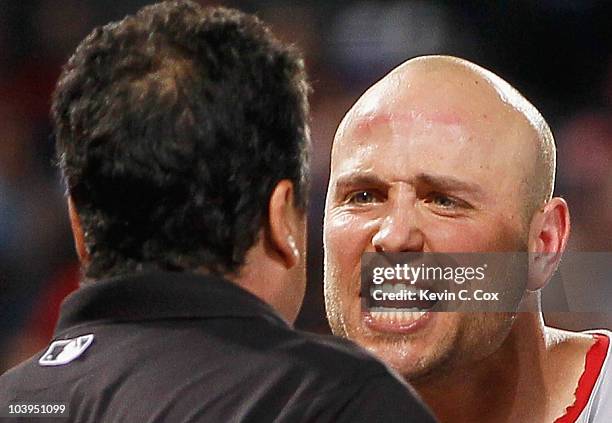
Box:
[335,55,555,222]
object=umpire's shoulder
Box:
[291,329,386,371]
[270,327,400,388]
[262,328,436,422]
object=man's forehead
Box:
[347,109,465,138]
[330,107,537,201]
[333,64,537,160]
[333,111,533,163]
[331,127,478,180]
[332,99,485,174]
[345,82,503,135]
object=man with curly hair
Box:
[0,2,435,422]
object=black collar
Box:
[54,270,288,336]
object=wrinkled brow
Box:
[332,171,484,200]
[333,172,389,193]
[414,172,483,195]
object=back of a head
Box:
[53,1,310,279]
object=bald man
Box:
[323,55,611,423]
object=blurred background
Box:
[1,0,611,373]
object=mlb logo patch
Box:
[39,334,95,367]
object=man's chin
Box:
[358,337,449,379]
[345,313,460,381]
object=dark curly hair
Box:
[52,1,310,279]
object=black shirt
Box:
[0,271,435,422]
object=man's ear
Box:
[68,197,89,264]
[267,180,301,269]
[527,197,570,291]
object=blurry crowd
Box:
[1,0,610,373]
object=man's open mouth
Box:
[361,279,443,330]
[358,252,465,330]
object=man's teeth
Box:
[369,308,427,323]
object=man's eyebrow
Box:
[333,172,388,191]
[415,172,483,195]
[332,171,484,197]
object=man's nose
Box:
[372,203,424,252]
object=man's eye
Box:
[429,194,457,208]
[347,191,379,205]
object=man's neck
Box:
[411,314,594,423]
